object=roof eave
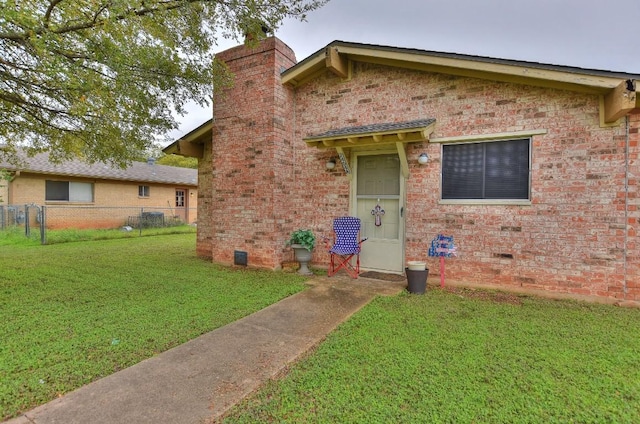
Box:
[163,119,211,158]
[282,41,639,123]
[304,120,436,149]
[283,41,640,90]
[14,169,197,186]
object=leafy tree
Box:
[131,143,197,168]
[0,0,325,166]
[155,153,198,168]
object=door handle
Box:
[400,206,404,217]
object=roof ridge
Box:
[1,150,197,186]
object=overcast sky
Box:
[166,0,640,143]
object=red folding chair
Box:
[325,216,368,278]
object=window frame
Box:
[138,185,150,198]
[175,189,185,207]
[45,180,94,203]
[439,138,532,205]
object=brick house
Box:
[167,37,640,302]
[1,151,197,229]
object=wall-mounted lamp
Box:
[418,153,429,165]
[326,158,336,170]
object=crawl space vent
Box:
[234,250,248,266]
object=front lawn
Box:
[0,224,197,246]
[222,288,640,423]
[0,234,307,420]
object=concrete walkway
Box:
[6,276,406,424]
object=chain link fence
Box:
[0,204,197,244]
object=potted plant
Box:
[288,229,316,275]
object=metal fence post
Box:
[0,205,4,230]
[139,207,144,236]
[24,204,30,237]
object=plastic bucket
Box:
[406,267,429,294]
[407,261,426,271]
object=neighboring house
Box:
[165,37,639,302]
[1,151,197,229]
[0,173,7,205]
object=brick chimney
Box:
[198,37,297,268]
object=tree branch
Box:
[43,0,66,29]
[0,0,222,40]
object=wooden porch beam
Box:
[305,130,430,149]
[326,47,350,79]
[336,146,352,178]
[396,142,409,179]
[603,79,637,123]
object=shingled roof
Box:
[1,151,197,186]
[306,119,436,140]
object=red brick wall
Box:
[196,141,214,258]
[204,38,297,267]
[203,39,639,301]
[626,111,640,299]
[289,62,638,301]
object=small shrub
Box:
[287,229,316,251]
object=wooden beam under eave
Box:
[175,140,203,158]
[604,80,637,123]
[336,146,352,178]
[326,47,350,79]
[281,55,325,87]
[396,142,409,179]
[338,45,623,93]
[305,131,429,149]
[422,122,436,140]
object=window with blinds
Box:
[442,139,530,200]
[45,181,94,202]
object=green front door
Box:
[353,152,405,273]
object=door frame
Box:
[175,188,189,223]
[350,149,406,273]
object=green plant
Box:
[222,289,640,423]
[0,234,307,419]
[288,229,316,251]
[0,225,197,246]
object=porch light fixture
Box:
[418,153,429,165]
[326,158,337,170]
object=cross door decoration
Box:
[371,201,385,227]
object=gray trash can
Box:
[406,268,429,294]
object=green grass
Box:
[0,224,196,246]
[0,226,41,246]
[0,234,307,420]
[4,235,640,423]
[222,289,640,423]
[44,225,197,244]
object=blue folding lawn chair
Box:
[325,216,368,278]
